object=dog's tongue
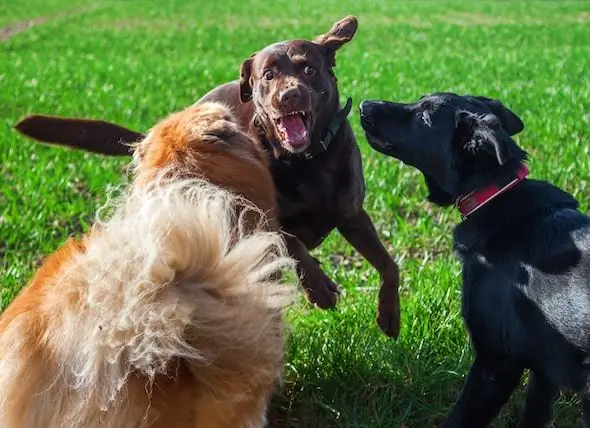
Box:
[277,115,307,145]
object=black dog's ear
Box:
[239,56,255,103]
[474,96,524,136]
[456,111,516,166]
[314,16,358,66]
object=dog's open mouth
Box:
[275,111,310,152]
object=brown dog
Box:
[15,16,401,338]
[0,102,296,428]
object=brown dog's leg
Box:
[284,233,339,309]
[337,208,400,338]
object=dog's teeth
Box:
[282,111,307,118]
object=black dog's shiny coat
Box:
[360,93,590,427]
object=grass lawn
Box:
[1,0,589,426]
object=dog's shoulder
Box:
[0,236,87,334]
[522,181,590,263]
[198,80,240,104]
[197,81,255,131]
[522,205,590,296]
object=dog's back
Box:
[0,103,295,428]
[514,190,590,389]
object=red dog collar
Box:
[456,164,529,218]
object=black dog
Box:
[360,93,590,427]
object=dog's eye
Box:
[303,65,316,76]
[263,70,274,81]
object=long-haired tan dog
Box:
[0,102,296,428]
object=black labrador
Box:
[360,92,590,427]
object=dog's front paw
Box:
[302,271,340,309]
[377,286,401,339]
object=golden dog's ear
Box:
[14,115,142,156]
[239,55,255,103]
[314,15,358,66]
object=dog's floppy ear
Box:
[239,56,255,103]
[314,15,358,66]
[474,96,524,136]
[14,115,141,156]
[456,111,517,166]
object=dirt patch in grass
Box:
[0,16,48,41]
[437,12,543,26]
[0,6,93,42]
[569,12,590,23]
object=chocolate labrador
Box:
[15,16,401,338]
[360,93,590,426]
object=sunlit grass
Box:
[2,1,589,426]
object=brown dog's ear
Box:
[314,15,358,66]
[239,56,255,103]
[14,115,142,156]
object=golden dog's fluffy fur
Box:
[0,102,296,427]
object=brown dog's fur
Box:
[0,102,296,428]
[14,16,401,338]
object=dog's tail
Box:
[0,173,296,427]
[14,114,140,156]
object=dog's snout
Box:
[360,100,378,116]
[360,100,383,129]
[279,87,302,110]
[360,100,389,119]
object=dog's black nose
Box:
[359,100,379,129]
[279,87,302,110]
[359,100,371,116]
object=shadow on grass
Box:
[266,301,584,428]
[266,320,467,428]
[269,361,582,428]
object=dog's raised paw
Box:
[303,274,340,309]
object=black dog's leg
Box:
[516,371,559,428]
[582,379,590,428]
[442,356,524,428]
[337,207,400,338]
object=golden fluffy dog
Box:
[0,102,296,428]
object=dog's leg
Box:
[191,391,271,428]
[583,398,590,428]
[284,233,339,309]
[516,371,559,428]
[442,355,524,428]
[337,207,400,338]
[582,377,590,428]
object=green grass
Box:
[1,0,589,426]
